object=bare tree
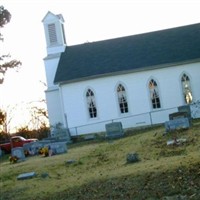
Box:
[0,106,14,133]
[0,6,21,84]
[28,100,49,130]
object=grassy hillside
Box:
[0,120,200,200]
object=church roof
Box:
[54,23,200,84]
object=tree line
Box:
[0,6,50,141]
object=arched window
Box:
[117,84,129,113]
[181,73,193,104]
[86,89,97,118]
[149,79,161,109]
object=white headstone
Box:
[47,142,67,154]
[12,147,25,161]
[23,141,44,155]
[17,172,36,180]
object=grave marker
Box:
[126,152,140,163]
[105,122,124,139]
[17,172,36,180]
[169,111,188,121]
[23,141,44,155]
[165,118,190,132]
[46,142,67,155]
[178,105,191,119]
[12,147,26,161]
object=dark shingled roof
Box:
[54,23,200,84]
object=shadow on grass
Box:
[47,161,200,200]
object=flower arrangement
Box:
[9,156,19,164]
[39,147,49,157]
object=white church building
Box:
[42,11,200,137]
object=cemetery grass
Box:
[0,120,200,200]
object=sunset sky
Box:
[1,0,200,132]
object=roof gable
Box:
[42,11,64,23]
[54,23,200,84]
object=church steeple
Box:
[42,11,66,55]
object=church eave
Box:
[54,58,200,85]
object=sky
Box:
[1,0,200,131]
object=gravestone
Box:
[23,141,44,155]
[165,118,190,132]
[23,143,33,154]
[12,147,26,161]
[178,105,192,124]
[178,105,191,119]
[169,111,188,120]
[17,172,36,180]
[167,138,187,146]
[40,172,49,179]
[126,152,139,163]
[65,159,76,165]
[51,125,71,143]
[105,122,124,139]
[84,134,95,140]
[0,148,2,157]
[46,142,67,155]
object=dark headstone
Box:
[51,127,71,143]
[178,105,191,119]
[165,118,190,132]
[126,152,139,163]
[105,122,124,139]
[178,105,192,124]
[40,173,49,178]
[169,111,188,121]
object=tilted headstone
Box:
[105,122,124,139]
[12,147,26,161]
[165,118,190,132]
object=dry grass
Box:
[0,120,200,200]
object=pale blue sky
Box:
[1,0,200,131]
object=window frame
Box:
[116,83,129,114]
[148,78,161,110]
[86,88,97,119]
[181,73,193,104]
